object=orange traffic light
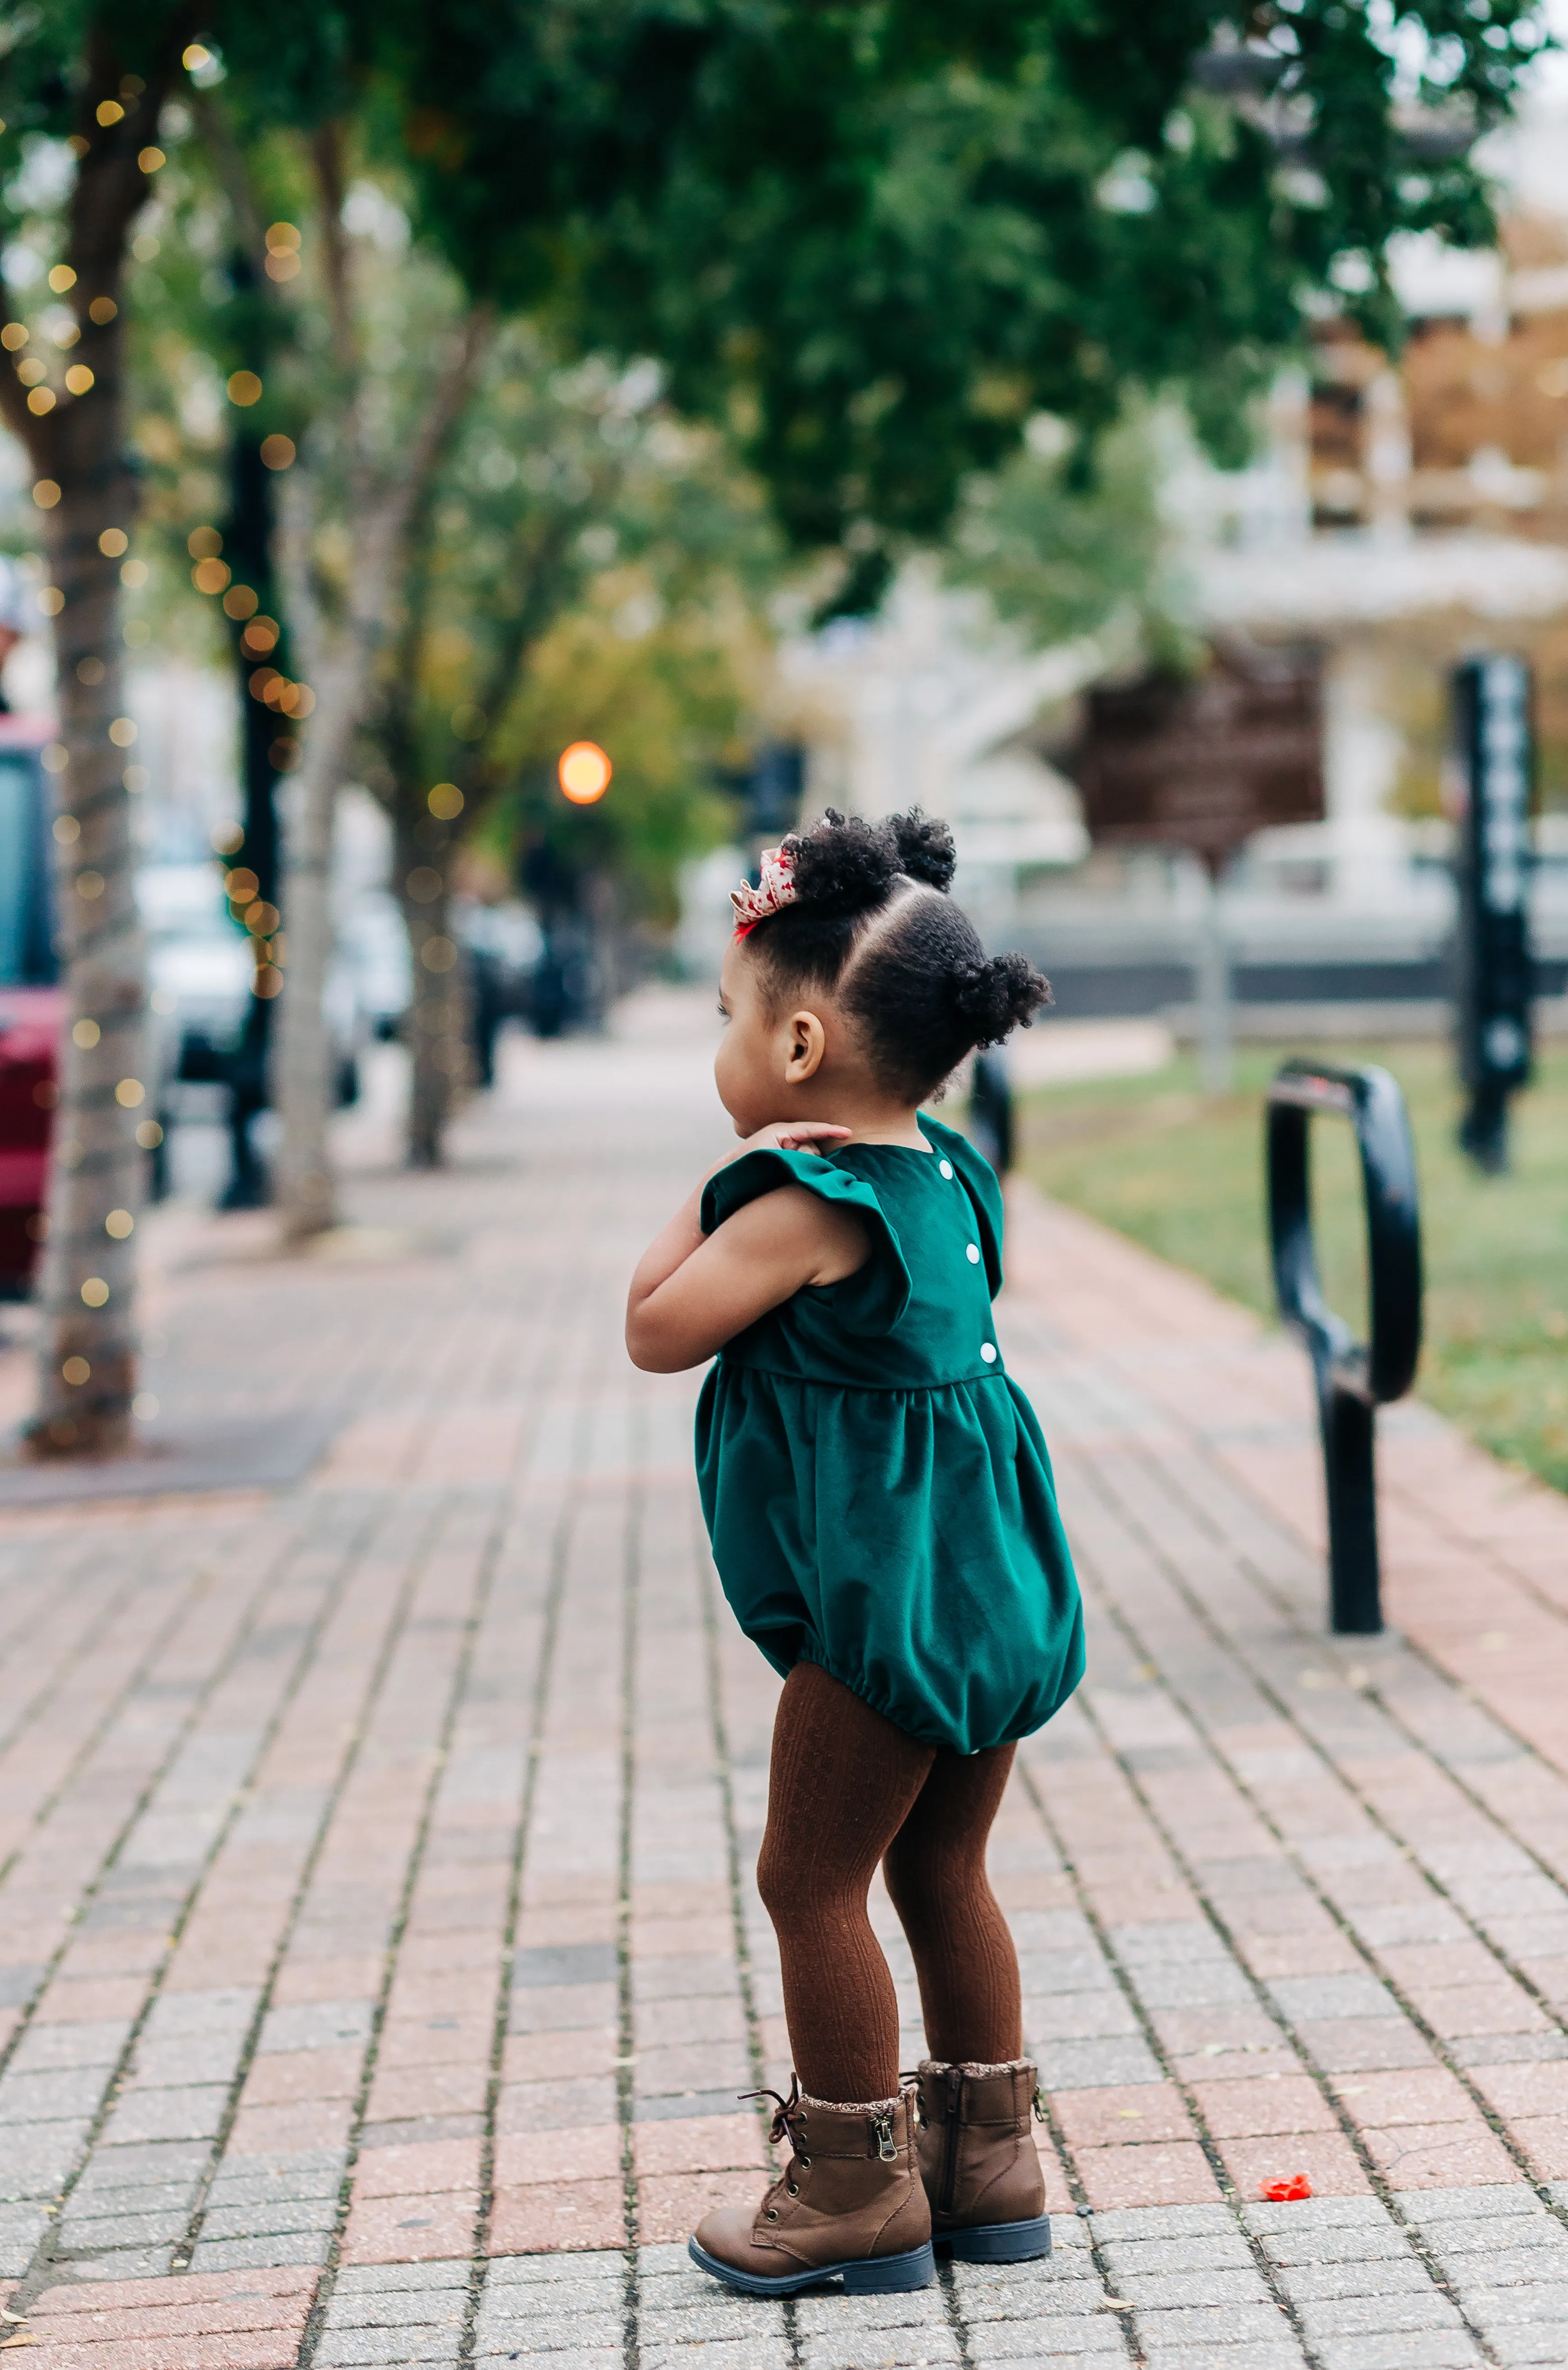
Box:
[558,741,612,803]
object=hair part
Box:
[743,808,1050,1101]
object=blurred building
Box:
[776,568,1091,942]
[1161,145,1568,1032]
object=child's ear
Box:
[784,1008,826,1083]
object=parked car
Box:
[139,864,371,1136]
[339,891,413,1043]
[3,727,390,1267]
[0,715,59,1295]
[138,863,254,1110]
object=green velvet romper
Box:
[695,1114,1084,1756]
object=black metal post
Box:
[1266,1061,1423,1636]
[210,229,296,1209]
[969,1050,1014,1177]
[744,742,805,846]
[1452,655,1535,1175]
[1318,1375,1380,1635]
[218,421,288,1207]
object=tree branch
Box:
[357,302,494,662]
[394,304,494,535]
[192,88,275,286]
[310,121,360,384]
[457,514,584,808]
[275,463,323,664]
[367,476,440,820]
[69,17,194,297]
[456,447,627,822]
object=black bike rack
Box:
[1266,1061,1423,1635]
[969,1050,1015,1176]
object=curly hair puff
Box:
[741,807,1050,1101]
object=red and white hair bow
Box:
[731,844,798,937]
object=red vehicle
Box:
[0,714,61,1297]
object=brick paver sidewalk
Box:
[2,993,1567,2369]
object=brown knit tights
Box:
[755,1660,1021,2101]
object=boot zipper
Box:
[939,2066,962,2214]
[873,2109,897,2162]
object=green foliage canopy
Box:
[4,2,1547,619]
[392,0,1547,606]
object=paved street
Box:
[3,994,1568,2369]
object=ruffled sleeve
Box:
[700,1148,912,1336]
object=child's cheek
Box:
[713,1027,750,1124]
[718,1020,774,1132]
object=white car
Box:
[137,864,370,1143]
[138,864,254,1113]
[339,892,413,1041]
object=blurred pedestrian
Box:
[627,808,1083,2299]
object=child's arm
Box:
[626,1124,867,1373]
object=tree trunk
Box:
[1,36,186,1456]
[269,447,353,1244]
[271,637,355,1241]
[26,483,148,1455]
[395,833,470,1169]
[268,259,490,1239]
[368,494,603,1168]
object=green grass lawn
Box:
[1015,1038,1568,1496]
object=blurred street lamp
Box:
[558,741,611,804]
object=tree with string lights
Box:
[0,2,402,1437]
[0,14,196,1455]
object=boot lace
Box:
[740,2077,811,2205]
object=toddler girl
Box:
[626,808,1083,2297]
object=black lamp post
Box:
[1452,655,1535,1176]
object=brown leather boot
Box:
[690,2081,935,2295]
[914,2058,1052,2263]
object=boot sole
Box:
[687,2235,937,2296]
[938,2213,1052,2264]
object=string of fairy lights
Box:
[0,54,248,1405]
[7,53,617,1422]
[186,477,306,1007]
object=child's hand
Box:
[733,1121,853,1159]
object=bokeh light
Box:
[558,741,612,803]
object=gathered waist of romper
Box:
[713,1352,1009,1395]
